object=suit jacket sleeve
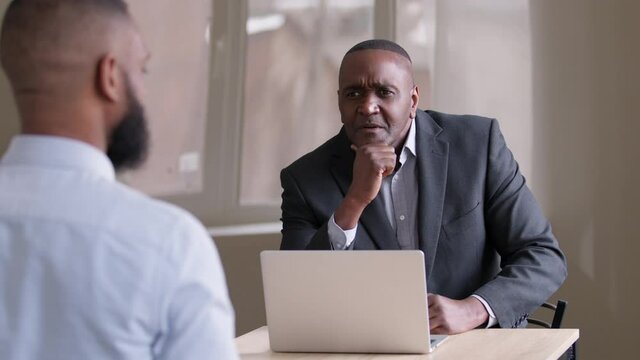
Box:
[474,119,567,328]
[280,167,332,250]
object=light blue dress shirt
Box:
[0,135,238,360]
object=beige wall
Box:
[2,1,639,359]
[530,0,640,359]
[215,234,280,336]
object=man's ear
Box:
[410,85,420,118]
[96,54,120,102]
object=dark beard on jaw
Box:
[106,80,149,172]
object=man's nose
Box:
[358,95,380,116]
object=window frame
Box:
[160,0,398,227]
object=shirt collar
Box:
[399,117,417,165]
[1,135,116,181]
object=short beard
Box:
[106,80,149,172]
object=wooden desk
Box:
[236,327,579,360]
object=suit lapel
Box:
[416,111,449,280]
[329,130,399,250]
[358,196,399,250]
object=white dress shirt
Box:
[327,119,497,327]
[0,135,238,360]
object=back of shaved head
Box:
[0,0,132,94]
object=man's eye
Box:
[378,89,393,97]
[345,91,360,98]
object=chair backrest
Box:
[528,300,567,328]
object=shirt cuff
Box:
[327,214,357,250]
[471,294,498,328]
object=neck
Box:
[17,95,109,152]
[393,119,414,156]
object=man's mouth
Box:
[360,124,384,130]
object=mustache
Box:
[357,116,387,128]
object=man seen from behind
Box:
[0,1,238,359]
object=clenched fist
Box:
[428,294,489,335]
[334,143,396,230]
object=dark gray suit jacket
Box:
[280,109,567,328]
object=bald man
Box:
[0,1,237,359]
[281,39,566,334]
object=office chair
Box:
[528,300,567,328]
[528,300,576,360]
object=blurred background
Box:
[1,1,638,359]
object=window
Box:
[120,0,212,196]
[396,0,436,108]
[239,0,376,206]
[154,0,398,226]
[430,0,533,176]
[120,0,531,228]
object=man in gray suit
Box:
[280,39,567,334]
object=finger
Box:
[427,293,439,306]
[381,166,394,177]
[367,148,396,157]
[369,155,397,168]
[359,148,396,163]
[428,304,440,320]
[379,162,395,177]
[350,144,358,151]
[370,157,396,176]
[359,144,395,154]
[371,153,396,165]
[371,146,396,155]
[428,296,441,319]
[429,314,442,330]
[430,325,447,335]
[429,311,438,321]
[356,150,394,165]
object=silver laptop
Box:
[260,250,447,354]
